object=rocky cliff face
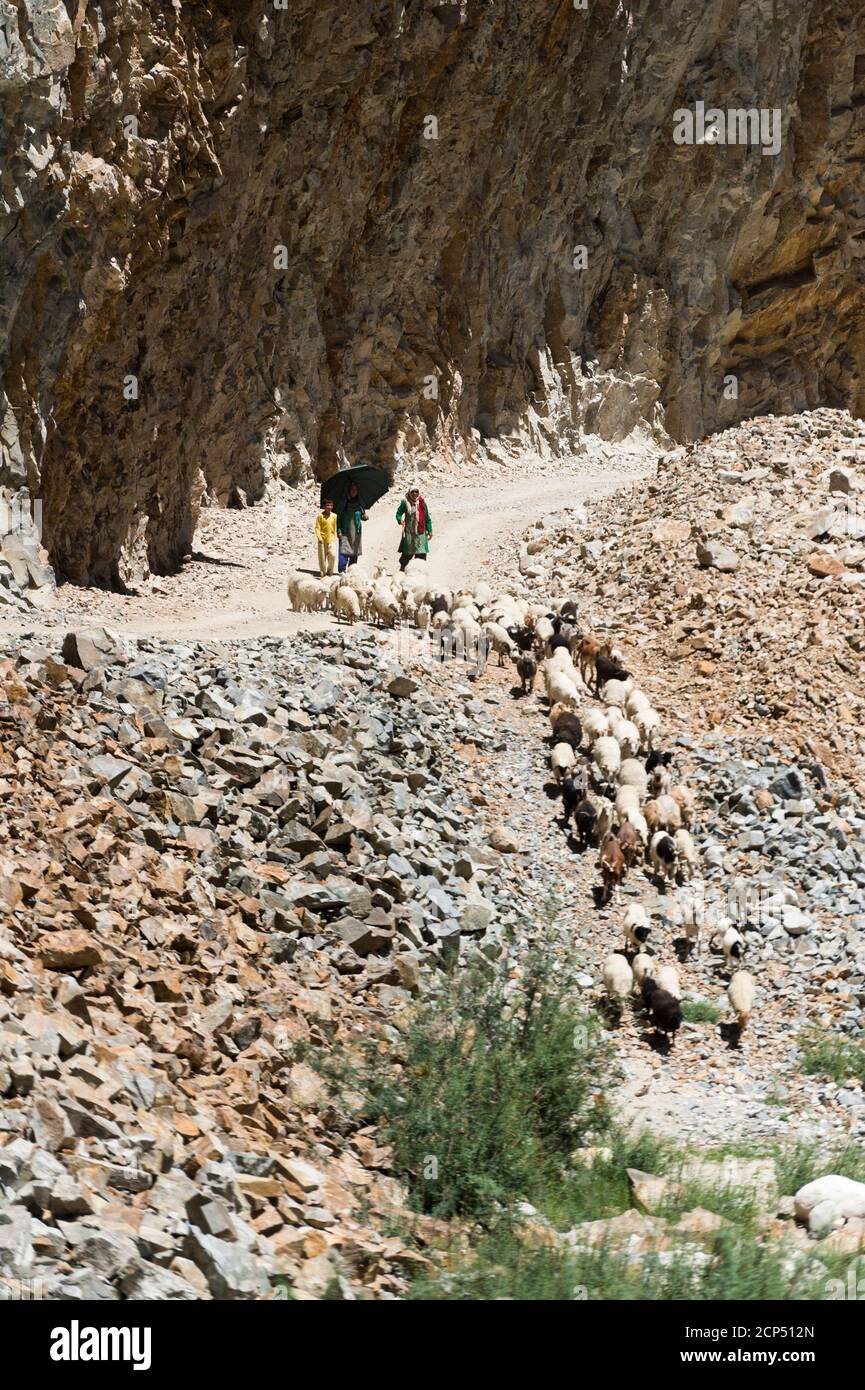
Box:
[2,0,865,588]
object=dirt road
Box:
[1,459,650,642]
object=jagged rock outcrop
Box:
[1,0,865,587]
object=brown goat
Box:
[577,634,604,689]
[616,820,642,869]
[515,653,537,695]
[670,784,697,828]
[598,831,626,904]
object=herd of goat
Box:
[287,564,757,1050]
[502,596,757,1051]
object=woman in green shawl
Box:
[337,482,368,567]
[396,482,433,572]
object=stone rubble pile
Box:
[684,738,865,1000]
[1,407,864,1298]
[508,409,865,789]
[0,623,525,1299]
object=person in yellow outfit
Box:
[315,498,338,576]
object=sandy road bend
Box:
[0,463,648,643]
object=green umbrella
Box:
[320,464,390,513]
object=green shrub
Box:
[775,1138,865,1195]
[800,1030,865,1087]
[411,1208,844,1302]
[361,949,611,1220]
[681,999,722,1025]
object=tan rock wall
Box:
[1,1,864,585]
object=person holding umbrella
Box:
[396,481,432,571]
[337,480,367,568]
[320,464,390,571]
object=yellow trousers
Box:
[317,539,337,576]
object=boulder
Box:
[651,518,691,546]
[61,628,122,671]
[696,541,740,572]
[794,1175,865,1229]
[0,1206,34,1279]
[37,930,103,971]
[808,551,847,577]
[489,825,520,853]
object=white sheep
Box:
[403,570,429,595]
[635,707,662,750]
[398,591,418,622]
[594,795,615,844]
[605,703,625,728]
[287,571,305,608]
[581,708,609,742]
[655,965,681,999]
[333,585,361,623]
[673,828,698,882]
[416,604,431,632]
[728,971,755,1030]
[652,794,683,833]
[617,758,649,798]
[623,806,649,845]
[592,735,621,789]
[613,718,641,760]
[371,590,400,627]
[287,574,328,612]
[615,784,641,818]
[551,741,576,781]
[488,596,523,625]
[546,672,580,710]
[625,688,652,719]
[344,566,373,593]
[601,678,633,707]
[631,952,654,991]
[548,664,580,695]
[453,610,481,642]
[453,602,480,626]
[602,953,634,1005]
[534,616,555,652]
[675,885,709,958]
[544,649,577,677]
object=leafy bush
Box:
[800,1030,865,1087]
[681,999,722,1025]
[361,949,611,1220]
[775,1137,865,1194]
[411,1199,842,1302]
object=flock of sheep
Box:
[503,595,756,1051]
[287,566,430,628]
[287,565,756,1051]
